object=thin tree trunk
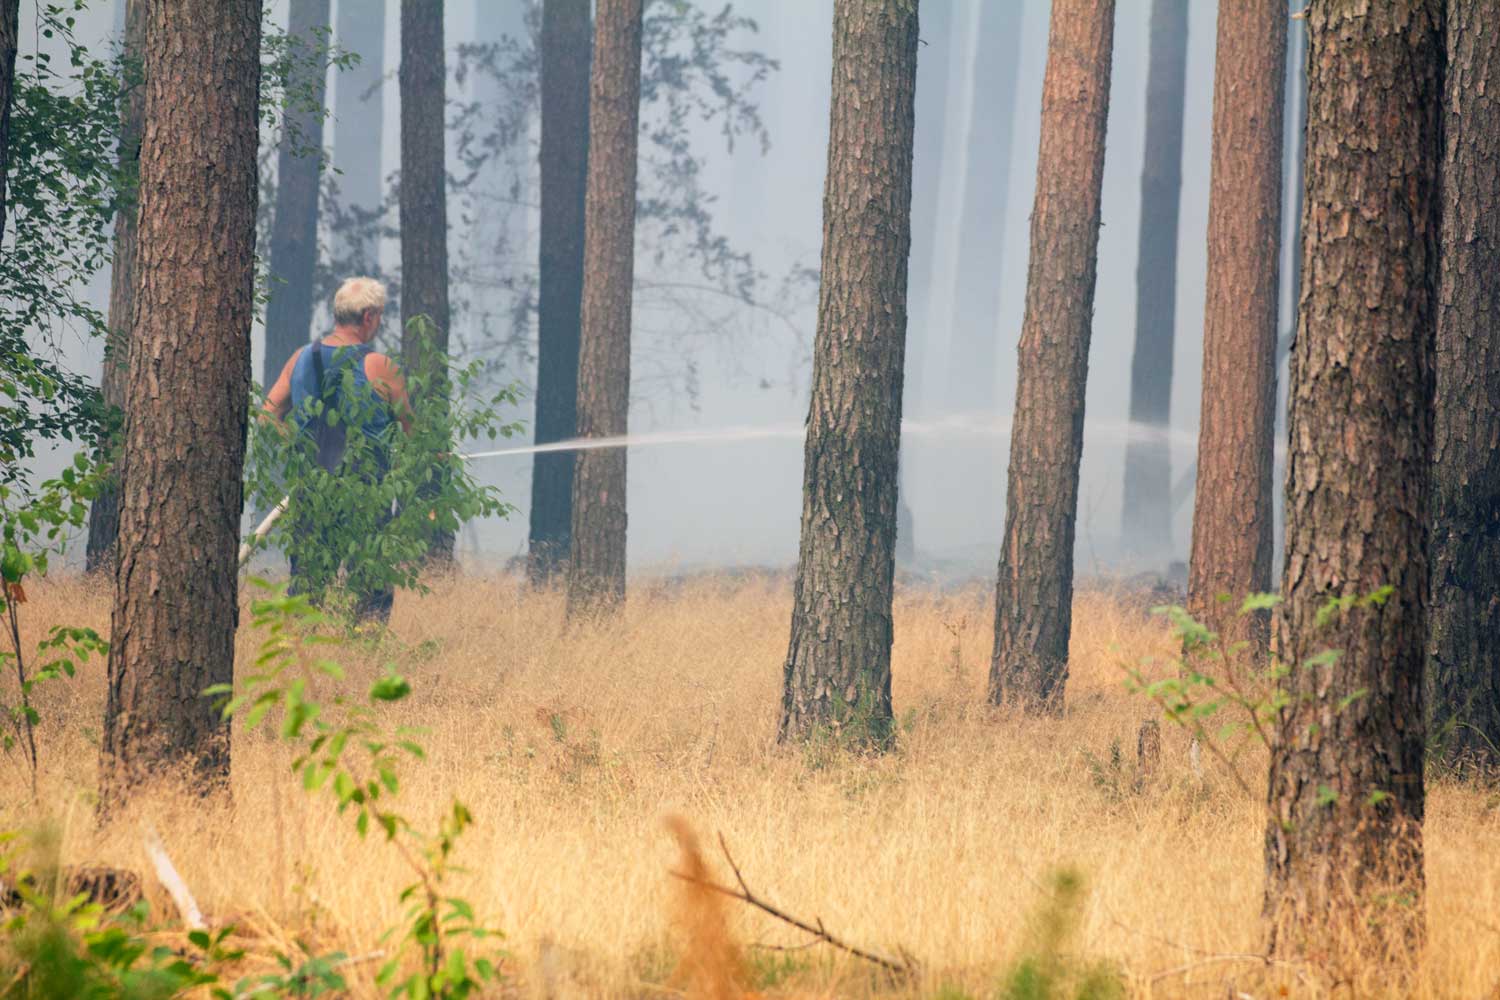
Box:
[85,0,147,573]
[1272,3,1307,584]
[263,0,331,388]
[399,0,452,561]
[1120,0,1189,561]
[0,0,19,243]
[893,0,952,567]
[778,0,917,747]
[1428,0,1500,775]
[941,0,1022,416]
[565,0,642,616]
[332,0,385,274]
[1264,0,1442,954]
[1185,0,1285,654]
[987,0,1115,711]
[528,0,591,585]
[99,0,261,804]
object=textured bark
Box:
[988,0,1115,710]
[1185,0,1286,654]
[263,0,331,388]
[1120,0,1189,559]
[941,0,1023,416]
[0,0,17,244]
[565,0,642,616]
[1264,0,1442,951]
[528,0,591,584]
[85,0,147,573]
[1428,0,1500,774]
[778,0,917,747]
[332,0,385,273]
[399,0,452,561]
[99,0,261,802]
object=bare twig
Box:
[143,824,205,930]
[669,832,918,978]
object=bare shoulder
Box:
[363,351,400,379]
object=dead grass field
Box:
[4,573,1500,998]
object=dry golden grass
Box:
[4,573,1500,998]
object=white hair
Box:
[332,276,387,326]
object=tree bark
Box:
[777,0,917,747]
[565,0,642,616]
[941,0,1022,417]
[528,0,591,585]
[332,0,385,274]
[1185,0,1285,654]
[1264,0,1442,953]
[1119,0,1189,561]
[0,0,17,244]
[85,0,147,573]
[1428,0,1500,774]
[988,0,1115,711]
[263,0,331,389]
[99,0,261,803]
[399,0,453,561]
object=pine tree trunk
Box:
[85,0,147,574]
[1264,0,1442,952]
[1120,0,1188,561]
[332,0,385,274]
[1428,0,1500,775]
[399,0,453,561]
[777,0,917,747]
[263,0,331,388]
[988,0,1115,711]
[941,0,1022,416]
[565,0,642,616]
[0,0,19,243]
[99,0,261,803]
[1185,0,1285,653]
[528,0,591,585]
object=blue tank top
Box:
[288,342,395,471]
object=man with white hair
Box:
[263,276,410,621]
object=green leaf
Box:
[1316,785,1338,807]
[370,672,412,702]
[1240,592,1281,613]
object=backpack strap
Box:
[310,343,327,402]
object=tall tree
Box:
[778,0,917,746]
[85,0,147,572]
[941,0,1023,416]
[528,0,591,584]
[893,0,953,565]
[565,0,642,616]
[99,0,261,801]
[988,0,1115,711]
[263,0,331,388]
[1119,0,1189,559]
[1185,0,1285,652]
[1428,1,1500,773]
[0,0,17,244]
[332,0,385,274]
[399,0,452,561]
[1264,0,1442,950]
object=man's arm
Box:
[261,348,302,424]
[364,352,413,432]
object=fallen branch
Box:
[669,832,918,979]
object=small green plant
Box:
[999,869,1122,1000]
[0,456,108,795]
[243,322,521,622]
[1126,588,1392,797]
[209,581,506,998]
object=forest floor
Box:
[4,574,1499,998]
